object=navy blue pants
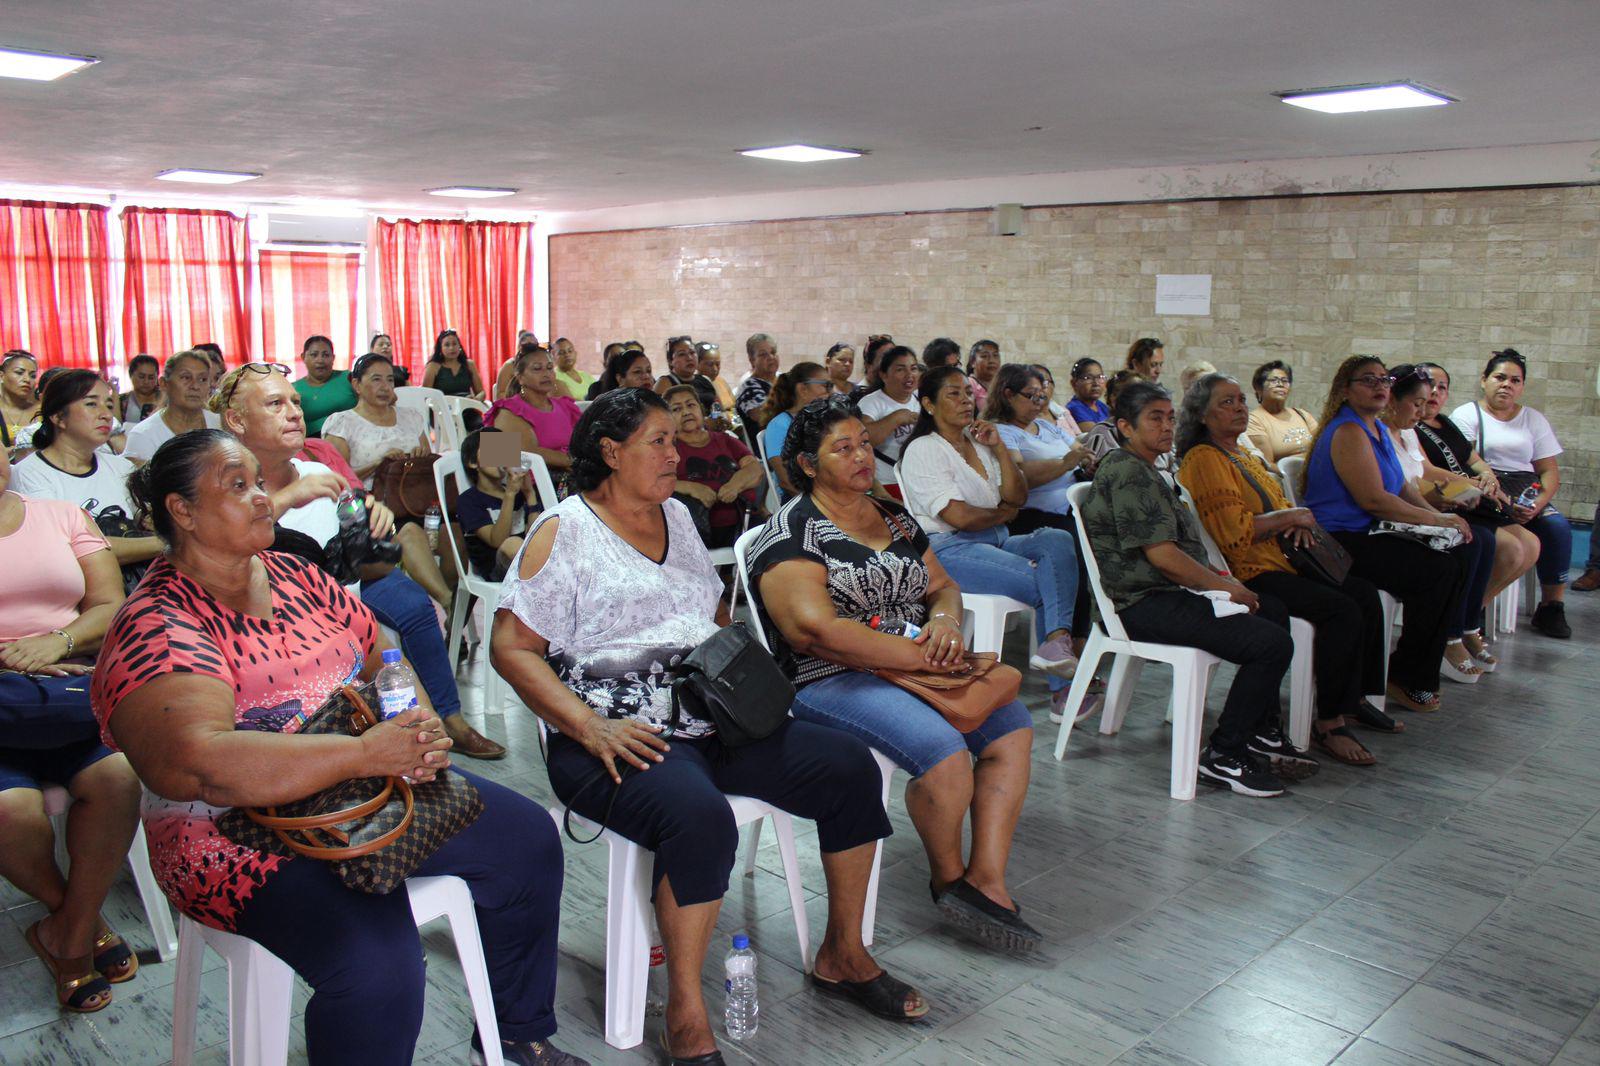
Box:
[231,771,562,1064]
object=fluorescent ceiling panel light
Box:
[0,46,98,82]
[739,144,863,163]
[156,168,261,185]
[1278,82,1453,114]
[427,186,518,198]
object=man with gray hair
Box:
[735,332,780,449]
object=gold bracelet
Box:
[51,628,74,656]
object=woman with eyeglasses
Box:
[824,343,857,395]
[291,335,357,437]
[989,365,1095,529]
[1,350,41,448]
[421,329,485,401]
[1447,349,1574,639]
[1245,361,1319,465]
[1301,357,1472,713]
[1065,359,1110,431]
[120,350,223,467]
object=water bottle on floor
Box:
[375,648,420,720]
[646,911,667,1017]
[723,934,758,1040]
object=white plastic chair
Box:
[1277,456,1306,507]
[1053,483,1221,800]
[1177,489,1317,750]
[755,428,783,515]
[434,452,514,714]
[170,875,502,1066]
[443,395,487,448]
[732,526,896,949]
[43,785,177,962]
[395,385,455,453]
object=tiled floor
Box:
[5,591,1600,1065]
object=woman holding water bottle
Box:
[91,430,585,1066]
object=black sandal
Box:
[1312,725,1376,767]
[808,969,929,1022]
[931,879,1043,953]
[1350,699,1405,734]
[658,1031,724,1065]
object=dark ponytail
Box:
[127,428,235,542]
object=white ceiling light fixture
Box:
[738,144,864,163]
[0,46,99,82]
[427,186,518,199]
[156,168,262,185]
[1278,81,1454,114]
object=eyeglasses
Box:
[1016,389,1045,402]
[220,362,290,407]
[1261,376,1291,386]
[1075,374,1106,384]
[1350,374,1395,389]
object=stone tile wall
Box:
[549,185,1599,515]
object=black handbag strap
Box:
[537,721,637,846]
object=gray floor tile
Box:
[1362,984,1567,1066]
[1135,983,1354,1066]
[1227,939,1412,1033]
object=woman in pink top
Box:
[484,345,582,473]
[0,445,142,1014]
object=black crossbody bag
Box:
[1200,444,1351,587]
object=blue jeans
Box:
[791,670,1034,776]
[928,525,1078,693]
[359,570,462,719]
[1527,509,1572,587]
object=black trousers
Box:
[1246,570,1386,721]
[546,719,891,906]
[1332,531,1469,692]
[1118,589,1293,756]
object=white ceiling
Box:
[4,0,1599,215]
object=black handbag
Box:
[1473,403,1550,519]
[217,682,483,894]
[1203,444,1351,587]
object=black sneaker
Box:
[1198,746,1287,797]
[1531,601,1572,639]
[471,1031,590,1066]
[1246,726,1321,781]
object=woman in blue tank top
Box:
[1300,357,1472,714]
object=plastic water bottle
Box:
[869,614,922,640]
[375,648,420,720]
[645,912,666,1017]
[424,504,442,552]
[1514,482,1542,511]
[723,934,758,1041]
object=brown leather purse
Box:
[873,652,1022,732]
[216,683,483,895]
[372,454,441,522]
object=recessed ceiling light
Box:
[427,186,518,199]
[156,168,262,185]
[738,144,864,163]
[0,46,99,82]
[1278,82,1453,114]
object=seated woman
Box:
[585,347,654,401]
[1176,373,1400,766]
[292,336,358,438]
[824,342,857,396]
[667,385,765,548]
[93,431,580,1066]
[654,335,721,417]
[492,390,922,1064]
[856,346,922,497]
[0,445,142,1015]
[215,365,504,759]
[965,339,1001,411]
[757,362,831,500]
[1245,361,1319,466]
[484,346,582,476]
[897,365,1082,718]
[1415,362,1540,656]
[1449,349,1574,640]
[2,349,41,449]
[118,353,162,425]
[422,328,486,400]
[989,364,1094,532]
[457,428,540,581]
[1302,357,1472,713]
[319,354,454,607]
[751,397,1042,951]
[121,350,223,466]
[11,370,163,586]
[1125,337,1165,383]
[1081,382,1302,795]
[696,341,737,418]
[1077,371,1154,468]
[1380,366,1500,684]
[1065,358,1110,430]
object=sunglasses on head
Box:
[220,362,290,406]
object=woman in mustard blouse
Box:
[1177,373,1397,765]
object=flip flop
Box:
[808,969,930,1021]
[1313,725,1376,767]
[25,920,111,1013]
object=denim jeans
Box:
[359,569,462,719]
[1527,509,1573,586]
[790,670,1034,776]
[927,525,1078,693]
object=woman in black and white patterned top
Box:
[492,389,927,1059]
[749,397,1041,954]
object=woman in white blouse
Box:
[1449,348,1574,639]
[320,354,431,489]
[897,365,1083,719]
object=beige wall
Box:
[550,185,1599,515]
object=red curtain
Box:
[0,200,112,371]
[373,219,534,379]
[121,207,252,364]
[260,248,363,374]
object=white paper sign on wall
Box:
[1155,274,1212,316]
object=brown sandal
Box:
[26,920,112,1013]
[94,928,138,984]
[1313,725,1376,767]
